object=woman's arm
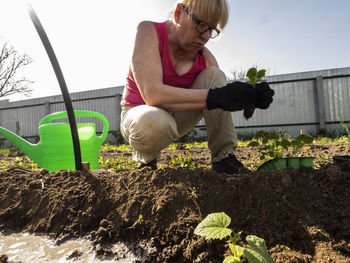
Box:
[131,21,210,112]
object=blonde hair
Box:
[178,0,229,31]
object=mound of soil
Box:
[1,143,350,262]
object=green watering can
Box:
[0,110,109,172]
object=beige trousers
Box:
[120,67,238,164]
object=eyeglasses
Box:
[182,4,220,39]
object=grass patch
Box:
[0,148,13,156]
[1,133,349,172]
[0,156,38,171]
[165,142,208,151]
[101,143,132,152]
[99,156,138,172]
[167,152,208,170]
[313,135,350,144]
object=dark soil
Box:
[1,143,350,262]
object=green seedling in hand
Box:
[244,67,267,119]
[246,67,266,88]
[194,212,274,263]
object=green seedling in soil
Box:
[194,212,274,263]
[244,67,267,119]
[313,153,332,169]
[187,186,202,217]
[248,131,314,161]
[188,187,198,199]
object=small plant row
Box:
[248,131,314,160]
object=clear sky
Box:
[1,0,350,101]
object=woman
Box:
[120,0,274,173]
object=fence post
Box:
[115,94,122,131]
[314,76,326,129]
[16,121,20,135]
[44,101,50,115]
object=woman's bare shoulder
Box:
[136,21,156,33]
[203,47,219,67]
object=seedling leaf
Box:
[194,212,232,240]
[236,245,244,257]
[248,141,260,147]
[229,243,244,257]
[247,67,258,80]
[232,231,242,244]
[223,255,241,263]
[255,130,266,138]
[243,235,274,263]
[257,69,266,79]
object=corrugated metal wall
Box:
[0,86,124,145]
[230,67,350,136]
[0,67,350,146]
[324,77,350,121]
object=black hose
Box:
[26,2,83,170]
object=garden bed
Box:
[0,142,350,262]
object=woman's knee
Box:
[192,66,227,90]
[127,107,179,149]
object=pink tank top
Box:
[121,21,206,106]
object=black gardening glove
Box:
[206,81,256,111]
[206,81,274,119]
[243,82,275,119]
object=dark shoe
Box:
[138,159,157,170]
[212,154,250,174]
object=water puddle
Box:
[0,232,148,262]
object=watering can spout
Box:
[0,127,40,163]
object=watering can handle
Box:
[39,110,109,144]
